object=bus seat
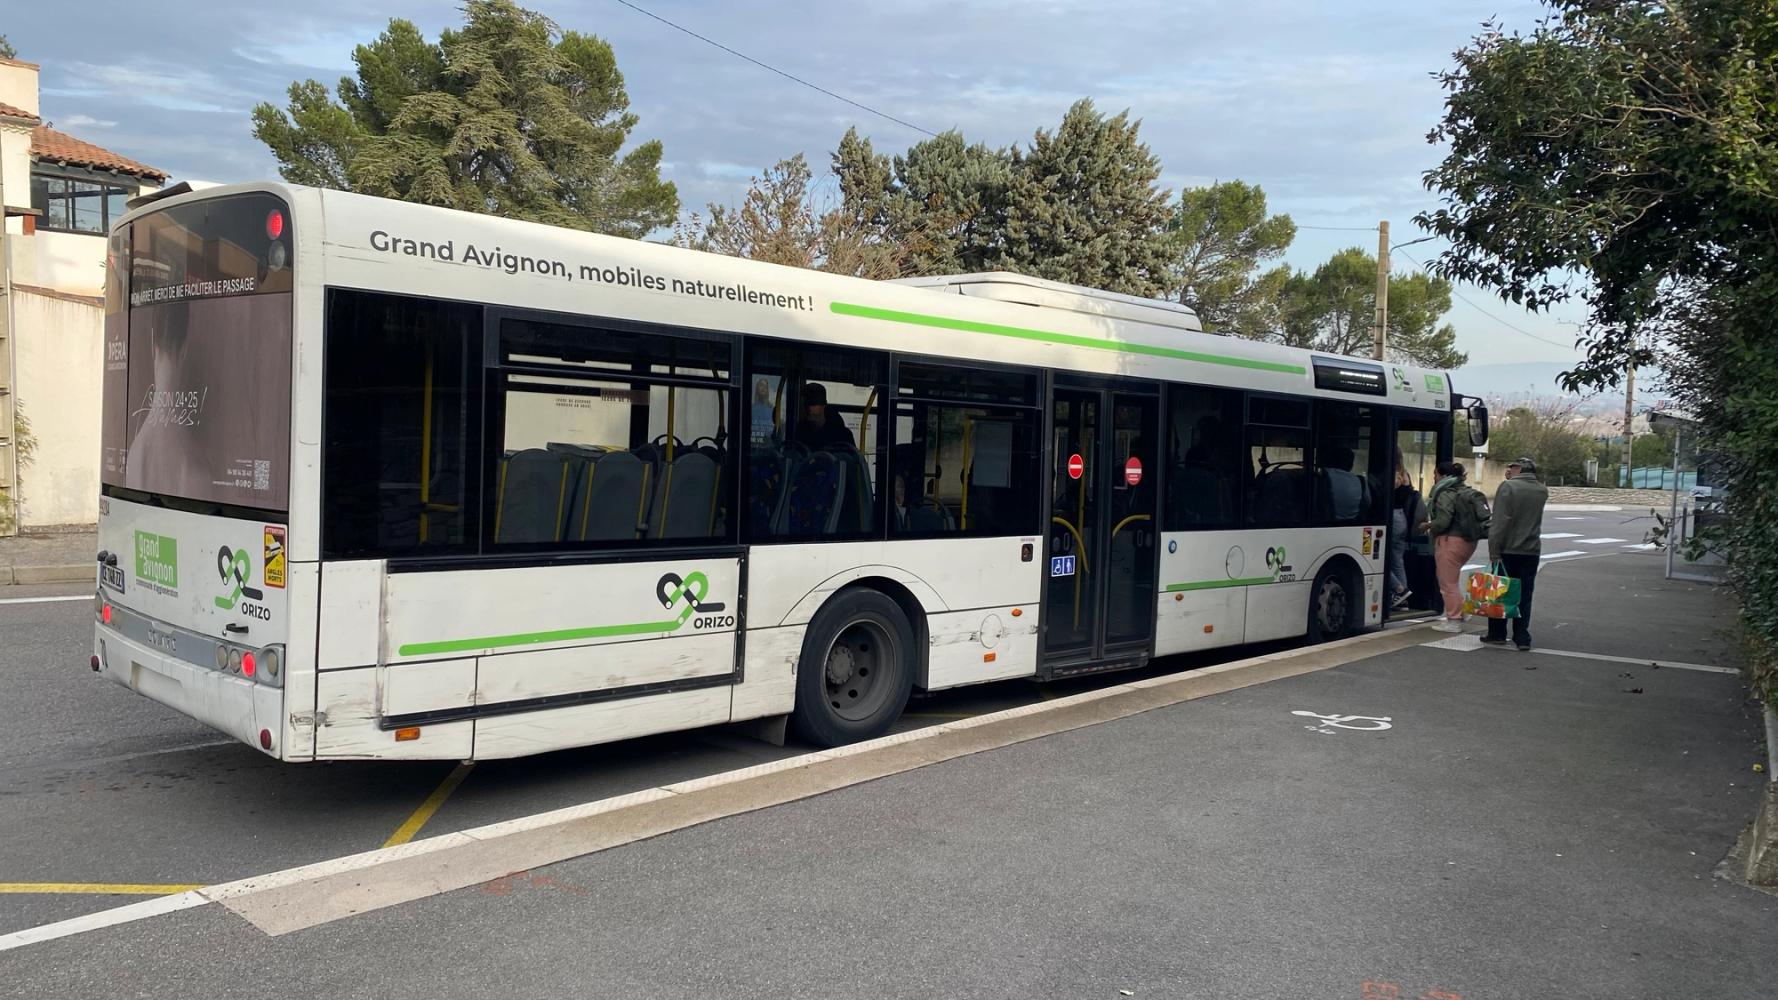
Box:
[1170,463,1232,526]
[576,451,649,541]
[750,446,802,536]
[830,447,875,531]
[496,448,570,543]
[777,451,846,536]
[657,452,721,539]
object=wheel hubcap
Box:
[824,620,896,722]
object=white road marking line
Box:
[0,890,207,952]
[1623,543,1658,551]
[0,595,88,606]
[1575,537,1625,545]
[1541,532,1583,539]
[1555,517,1587,521]
[1542,550,1587,559]
[1529,647,1739,675]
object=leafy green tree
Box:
[1274,248,1467,368]
[1416,0,1778,708]
[1166,181,1295,333]
[251,0,676,237]
[0,35,17,59]
[676,154,927,280]
[1485,404,1594,486]
[992,100,1175,296]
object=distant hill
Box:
[1451,361,1672,416]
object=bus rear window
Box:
[103,192,294,511]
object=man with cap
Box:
[795,381,857,451]
[1483,456,1550,651]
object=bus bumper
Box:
[94,626,285,758]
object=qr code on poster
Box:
[253,460,271,490]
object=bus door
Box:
[1044,383,1160,670]
[1387,413,1453,617]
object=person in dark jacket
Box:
[1483,456,1550,651]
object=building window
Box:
[891,362,1041,537]
[30,173,134,235]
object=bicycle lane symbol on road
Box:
[1292,711,1394,735]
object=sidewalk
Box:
[0,530,95,586]
[1,543,1770,997]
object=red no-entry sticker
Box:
[1125,456,1143,486]
[1067,453,1084,480]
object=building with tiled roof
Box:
[30,124,167,182]
[2,54,164,531]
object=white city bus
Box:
[92,183,1487,761]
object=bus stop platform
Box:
[2,548,1773,998]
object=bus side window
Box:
[746,342,886,542]
[323,289,481,559]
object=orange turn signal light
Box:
[395,727,421,742]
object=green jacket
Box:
[1429,477,1489,542]
[1489,471,1550,555]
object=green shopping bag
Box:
[1462,562,1521,619]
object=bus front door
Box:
[1044,384,1160,672]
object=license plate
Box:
[100,564,126,593]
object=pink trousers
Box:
[1436,534,1478,619]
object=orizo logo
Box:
[215,546,265,614]
[657,571,733,630]
[1265,546,1288,573]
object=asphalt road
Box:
[0,504,1766,999]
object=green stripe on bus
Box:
[1164,577,1278,592]
[830,301,1307,375]
[398,618,685,657]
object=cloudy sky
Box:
[8,0,1589,372]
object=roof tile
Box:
[30,125,166,181]
[0,101,39,122]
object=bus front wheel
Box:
[791,589,915,747]
[1307,563,1359,643]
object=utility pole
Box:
[0,165,14,536]
[1372,221,1389,361]
[1620,356,1635,489]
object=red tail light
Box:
[101,604,112,625]
[266,210,285,240]
[242,652,256,678]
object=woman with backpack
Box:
[1426,461,1489,632]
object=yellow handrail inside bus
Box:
[660,387,677,532]
[859,386,877,453]
[1052,514,1088,631]
[419,343,434,542]
[1111,514,1151,540]
[961,418,974,530]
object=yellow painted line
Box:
[382,762,474,848]
[0,883,203,895]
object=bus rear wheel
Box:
[1307,563,1359,642]
[791,589,915,747]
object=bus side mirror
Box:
[1468,404,1490,447]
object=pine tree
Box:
[1276,248,1466,368]
[992,100,1174,296]
[1167,181,1296,333]
[251,0,676,237]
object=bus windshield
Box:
[102,192,295,510]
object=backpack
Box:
[1462,485,1492,540]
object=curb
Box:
[1,564,94,586]
[0,621,1436,950]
